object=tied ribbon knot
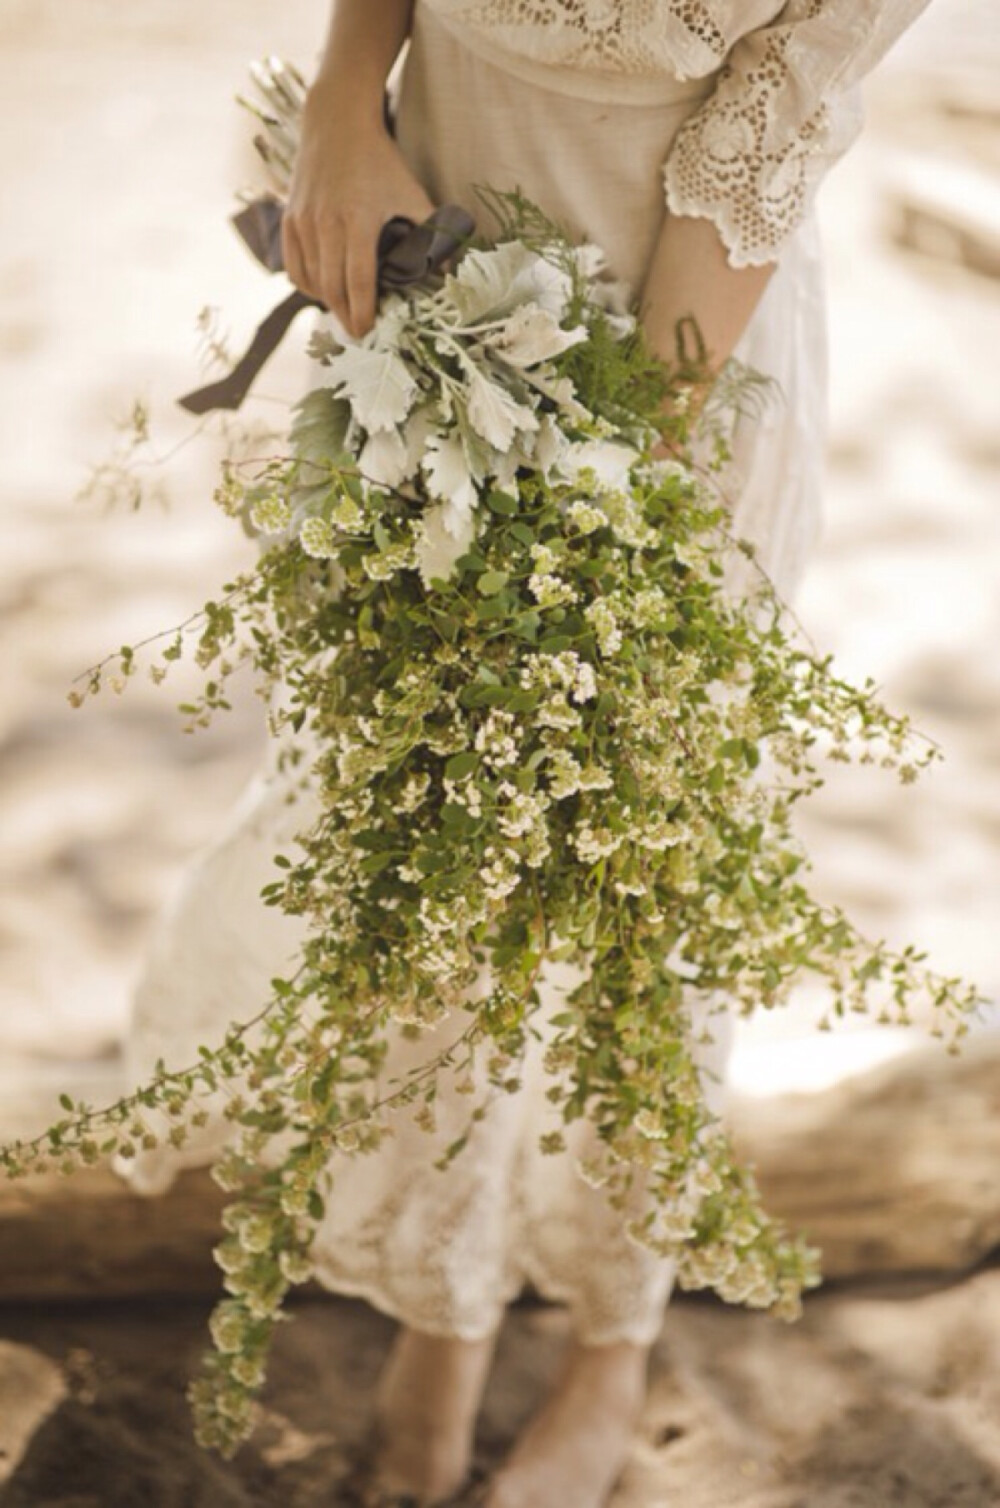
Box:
[179,198,475,415]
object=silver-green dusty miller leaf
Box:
[323,345,417,434]
[561,438,639,490]
[414,499,477,587]
[486,303,588,368]
[358,426,409,489]
[464,363,539,451]
[445,241,574,323]
[421,430,478,524]
[290,387,352,466]
[533,412,571,479]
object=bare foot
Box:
[484,1340,649,1508]
[372,1326,498,1504]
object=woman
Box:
[125,2,931,1503]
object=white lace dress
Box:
[120,0,930,1344]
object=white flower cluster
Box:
[443,774,484,818]
[474,708,520,770]
[585,597,623,657]
[520,651,598,735]
[496,780,551,866]
[480,845,521,903]
[565,497,607,534]
[249,493,291,536]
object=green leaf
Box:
[359,851,394,875]
[445,750,481,780]
[460,682,512,707]
[477,570,510,596]
[440,802,475,830]
[475,596,512,620]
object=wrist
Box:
[305,67,389,140]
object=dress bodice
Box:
[420,0,932,265]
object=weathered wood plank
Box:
[0,1164,224,1299]
[730,1034,1000,1278]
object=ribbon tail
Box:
[178,289,319,414]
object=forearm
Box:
[309,0,415,130]
[284,0,432,333]
[639,212,776,382]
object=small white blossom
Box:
[398,772,430,812]
[250,493,291,535]
[578,763,614,791]
[573,823,624,863]
[363,542,412,580]
[634,1108,666,1140]
[474,709,520,769]
[299,517,337,558]
[631,587,671,628]
[632,814,683,852]
[444,775,484,817]
[480,847,521,902]
[585,598,623,656]
[529,573,578,609]
[565,498,607,534]
[546,748,583,800]
[496,781,550,840]
[330,493,365,530]
[529,542,561,574]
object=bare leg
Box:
[485,1339,649,1508]
[373,1326,499,1503]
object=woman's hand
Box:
[282,79,434,340]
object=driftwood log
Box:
[0,1037,998,1300]
[729,1033,1000,1280]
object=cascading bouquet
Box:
[1,62,985,1457]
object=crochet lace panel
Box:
[428,0,733,78]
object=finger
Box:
[315,235,351,334]
[281,214,312,297]
[345,222,379,339]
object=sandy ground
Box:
[2,1272,1000,1508]
[0,2,999,1504]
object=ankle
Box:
[373,1327,499,1502]
[564,1339,649,1405]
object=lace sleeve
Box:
[662,0,931,267]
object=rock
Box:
[885,152,1000,280]
[730,1033,1000,1278]
[0,1342,66,1485]
[0,1162,224,1300]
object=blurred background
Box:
[0,0,997,1115]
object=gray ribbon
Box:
[179,198,475,414]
